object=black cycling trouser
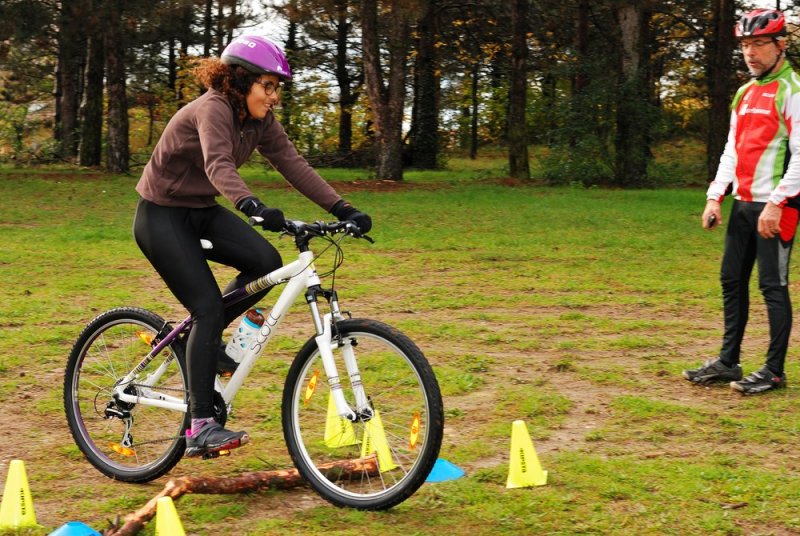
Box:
[719,200,797,375]
[133,198,282,419]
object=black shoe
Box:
[216,349,239,377]
[683,359,743,384]
[185,421,249,457]
[730,366,786,394]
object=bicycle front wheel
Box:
[64,307,189,482]
[283,318,444,510]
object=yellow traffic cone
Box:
[155,496,186,536]
[324,392,360,448]
[360,409,398,472]
[506,420,547,488]
[0,459,38,529]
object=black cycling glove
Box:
[331,200,372,233]
[237,196,286,232]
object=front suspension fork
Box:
[307,288,372,422]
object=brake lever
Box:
[343,222,375,243]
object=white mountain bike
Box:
[64,219,444,510]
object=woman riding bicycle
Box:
[132,35,372,458]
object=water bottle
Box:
[225,309,265,363]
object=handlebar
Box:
[248,217,374,243]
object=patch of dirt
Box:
[4,222,797,534]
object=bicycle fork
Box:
[308,289,372,422]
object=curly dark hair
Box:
[193,58,259,124]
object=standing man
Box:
[684,9,800,394]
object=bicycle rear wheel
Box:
[64,307,189,482]
[283,318,444,509]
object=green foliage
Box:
[539,137,614,186]
[0,32,58,163]
[0,103,33,160]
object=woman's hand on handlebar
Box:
[237,196,286,232]
[330,200,372,234]
[251,205,286,232]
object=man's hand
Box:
[758,201,783,239]
[702,200,722,230]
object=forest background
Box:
[1,0,799,186]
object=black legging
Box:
[719,200,795,375]
[133,198,282,419]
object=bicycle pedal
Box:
[202,449,231,460]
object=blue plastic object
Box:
[425,458,465,483]
[48,521,102,536]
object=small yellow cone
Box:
[360,410,398,472]
[0,459,38,529]
[506,420,547,488]
[155,496,186,536]
[324,392,360,448]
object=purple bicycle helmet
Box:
[221,35,292,80]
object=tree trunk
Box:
[57,0,88,160]
[175,4,193,107]
[614,1,651,186]
[706,0,736,181]
[78,32,103,167]
[282,11,299,142]
[226,1,236,46]
[574,0,589,95]
[104,0,129,173]
[409,0,440,169]
[508,0,530,179]
[168,37,177,98]
[54,60,62,150]
[216,0,225,54]
[540,74,556,146]
[361,0,409,181]
[203,0,214,57]
[335,0,355,155]
[569,0,589,147]
[470,63,479,160]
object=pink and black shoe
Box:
[185,420,249,458]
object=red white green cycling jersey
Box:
[707,60,800,207]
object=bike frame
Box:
[112,243,370,422]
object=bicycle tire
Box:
[64,307,189,482]
[282,318,444,509]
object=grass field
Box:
[1,160,800,535]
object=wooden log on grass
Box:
[104,457,379,536]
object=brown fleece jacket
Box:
[136,89,341,211]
